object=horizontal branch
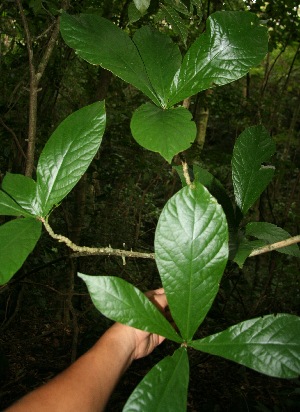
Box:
[249,235,300,257]
[42,218,155,262]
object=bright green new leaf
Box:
[2,173,39,216]
[78,274,182,343]
[0,218,42,285]
[132,26,182,107]
[133,0,150,14]
[60,13,160,106]
[155,183,228,341]
[232,125,275,216]
[190,314,300,379]
[123,347,189,412]
[246,222,300,258]
[0,190,33,218]
[130,103,196,163]
[168,11,268,107]
[36,101,106,217]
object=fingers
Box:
[145,288,168,312]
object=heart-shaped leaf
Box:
[155,183,228,341]
[232,125,275,216]
[36,101,106,217]
[168,11,268,107]
[60,13,160,105]
[78,274,182,343]
[2,173,39,216]
[0,218,42,285]
[130,103,196,163]
[132,26,182,108]
[190,314,300,379]
[123,347,189,412]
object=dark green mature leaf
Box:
[168,11,268,107]
[155,183,228,341]
[78,274,182,343]
[0,190,33,218]
[246,222,300,258]
[130,103,196,163]
[36,101,106,217]
[132,26,182,108]
[190,314,300,379]
[123,347,189,412]
[159,4,189,46]
[60,13,160,106]
[232,126,275,216]
[0,218,42,285]
[233,237,266,268]
[2,173,39,216]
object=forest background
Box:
[0,0,300,410]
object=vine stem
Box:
[41,219,299,261]
[41,218,155,261]
[249,235,300,257]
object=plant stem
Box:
[249,235,300,257]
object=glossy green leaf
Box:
[36,101,106,217]
[132,26,182,107]
[0,190,33,218]
[0,218,42,285]
[133,0,150,14]
[190,314,300,379]
[60,13,159,105]
[168,11,268,106]
[131,103,196,163]
[232,125,275,216]
[78,274,182,343]
[155,183,228,341]
[246,222,300,258]
[123,347,189,412]
[2,173,39,216]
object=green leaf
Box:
[130,103,196,163]
[233,236,266,268]
[78,274,182,343]
[60,13,160,105]
[246,222,300,258]
[132,26,182,108]
[0,190,33,218]
[232,125,275,216]
[155,183,228,341]
[133,0,150,14]
[159,4,189,46]
[128,2,142,23]
[123,347,189,412]
[168,11,268,106]
[2,173,39,216]
[190,314,300,379]
[0,218,42,285]
[36,101,106,217]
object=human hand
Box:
[109,288,170,362]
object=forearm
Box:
[6,324,135,412]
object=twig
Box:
[182,161,195,188]
[249,235,300,257]
[0,117,27,161]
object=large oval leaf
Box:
[2,173,39,216]
[155,183,228,341]
[232,125,275,216]
[132,26,182,108]
[168,11,268,107]
[0,218,42,285]
[36,101,106,217]
[0,190,33,218]
[78,274,182,343]
[130,103,196,163]
[60,13,159,106]
[123,347,189,412]
[190,314,300,379]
